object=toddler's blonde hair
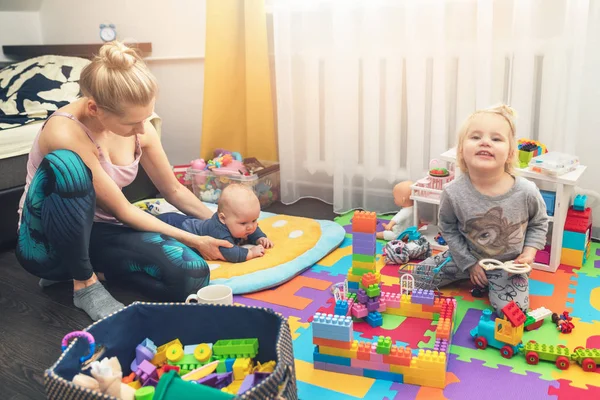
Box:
[79,41,158,115]
[456,104,518,175]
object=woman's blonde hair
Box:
[455,104,518,175]
[79,41,158,115]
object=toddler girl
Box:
[419,104,549,315]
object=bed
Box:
[0,45,158,249]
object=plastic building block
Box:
[361,272,378,288]
[433,338,449,353]
[131,343,156,372]
[436,318,452,340]
[366,284,381,298]
[213,339,258,359]
[352,211,377,233]
[561,248,585,267]
[197,372,233,389]
[366,298,380,312]
[153,338,182,367]
[523,341,571,369]
[357,289,368,304]
[237,372,270,394]
[135,386,155,400]
[502,302,526,327]
[571,348,600,371]
[365,311,383,327]
[527,307,552,322]
[166,343,184,363]
[376,336,392,355]
[193,343,213,363]
[411,289,435,305]
[313,337,353,349]
[232,358,253,381]
[351,303,368,318]
[564,207,592,234]
[334,300,349,315]
[313,313,354,342]
[573,194,587,211]
[380,292,400,308]
[562,230,588,251]
[377,300,387,312]
[136,360,158,384]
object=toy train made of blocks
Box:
[470,305,599,372]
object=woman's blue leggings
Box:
[15,150,210,301]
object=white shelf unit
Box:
[432,148,587,273]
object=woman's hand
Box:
[191,236,233,261]
[469,263,489,288]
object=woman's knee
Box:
[43,149,93,195]
[155,241,211,300]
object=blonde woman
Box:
[16,41,232,321]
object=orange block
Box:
[352,211,377,233]
[436,318,452,340]
[361,272,377,288]
[357,341,371,360]
[313,337,353,349]
[383,346,412,366]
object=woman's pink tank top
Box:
[17,112,142,228]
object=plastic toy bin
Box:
[45,302,297,400]
[188,162,280,209]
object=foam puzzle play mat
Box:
[232,210,600,399]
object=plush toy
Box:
[384,236,431,265]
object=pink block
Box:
[346,298,355,316]
[381,292,401,308]
[352,303,368,318]
[351,358,390,371]
[314,361,364,376]
[377,300,387,312]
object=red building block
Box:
[357,341,371,360]
[502,301,526,327]
[564,207,592,234]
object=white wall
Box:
[37,0,206,164]
[0,12,42,61]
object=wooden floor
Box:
[0,198,336,399]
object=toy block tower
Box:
[350,211,378,276]
[561,197,592,268]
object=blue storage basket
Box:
[45,302,297,400]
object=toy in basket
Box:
[398,255,451,292]
[411,159,455,200]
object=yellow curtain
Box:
[201,0,278,162]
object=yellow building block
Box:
[389,364,412,375]
[561,248,584,267]
[319,341,359,359]
[352,261,377,270]
[347,272,362,282]
[412,350,446,372]
[494,318,524,347]
[153,338,183,366]
[223,379,243,394]
[232,358,253,381]
[385,307,434,319]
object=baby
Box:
[158,184,273,262]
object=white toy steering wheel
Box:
[478,258,532,274]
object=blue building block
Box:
[562,230,587,251]
[348,281,359,290]
[470,309,522,355]
[334,300,349,316]
[312,313,353,342]
[313,346,352,366]
[573,194,587,211]
[363,369,404,382]
[365,311,383,328]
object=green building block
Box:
[366,284,381,298]
[571,348,600,364]
[523,342,570,365]
[351,267,375,276]
[376,336,392,355]
[213,338,258,359]
[352,254,376,263]
[347,292,357,302]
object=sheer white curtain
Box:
[271,0,596,214]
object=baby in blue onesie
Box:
[158,184,273,262]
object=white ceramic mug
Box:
[185,284,233,305]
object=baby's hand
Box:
[250,245,265,258]
[383,223,391,231]
[257,237,274,249]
